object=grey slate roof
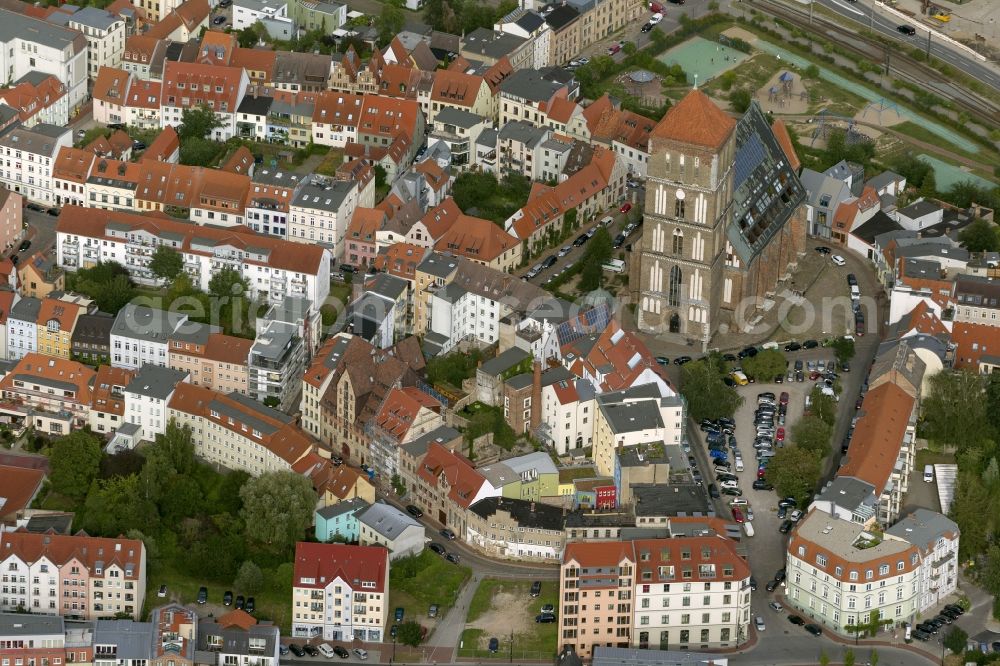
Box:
[598,400,664,435]
[0,613,64,635]
[499,68,564,102]
[468,496,565,530]
[867,170,904,192]
[291,180,355,212]
[367,272,408,301]
[250,320,296,362]
[0,9,86,55]
[498,120,548,147]
[356,500,421,539]
[813,476,878,516]
[62,6,123,30]
[851,210,903,245]
[125,365,188,400]
[400,424,461,459]
[632,483,712,517]
[168,321,219,346]
[885,508,959,552]
[478,347,530,377]
[434,106,487,130]
[898,199,941,219]
[194,614,280,657]
[9,296,41,323]
[112,304,187,343]
[418,252,461,279]
[543,4,579,31]
[316,496,370,520]
[93,620,155,661]
[463,28,526,60]
[237,95,274,117]
[0,124,69,157]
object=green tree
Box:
[766,446,822,504]
[843,649,855,666]
[829,336,855,362]
[239,471,317,553]
[218,469,252,515]
[943,626,968,655]
[148,245,184,281]
[986,373,1000,433]
[947,180,999,211]
[729,88,752,113]
[959,218,1000,252]
[68,261,137,312]
[426,349,484,387]
[376,4,405,46]
[178,105,223,140]
[818,650,830,666]
[808,387,837,426]
[209,267,250,298]
[680,359,744,421]
[792,414,833,456]
[81,475,159,536]
[741,349,786,381]
[919,170,937,199]
[577,259,603,292]
[869,649,878,666]
[179,138,222,167]
[157,474,204,524]
[49,431,103,501]
[921,371,994,450]
[234,561,264,595]
[804,64,820,78]
[396,621,423,647]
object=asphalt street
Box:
[810,0,1000,91]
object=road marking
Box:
[826,0,863,17]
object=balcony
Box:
[310,591,323,600]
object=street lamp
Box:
[391,633,397,665]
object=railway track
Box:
[752,0,1000,132]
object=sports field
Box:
[658,36,748,85]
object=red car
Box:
[779,392,789,405]
[757,468,767,479]
[620,202,632,213]
[732,507,744,523]
[776,427,785,442]
[809,371,821,380]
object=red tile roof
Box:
[837,382,915,494]
[144,126,180,162]
[951,321,1000,371]
[771,118,800,172]
[434,212,519,264]
[0,529,144,576]
[293,542,387,592]
[216,609,257,631]
[0,75,65,123]
[0,465,45,519]
[562,319,668,392]
[56,205,326,276]
[162,61,245,113]
[373,243,427,280]
[651,89,735,148]
[417,442,487,509]
[312,90,364,124]
[53,147,97,184]
[0,353,96,406]
[431,70,484,109]
[374,387,441,442]
[91,366,135,418]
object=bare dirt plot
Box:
[466,588,533,639]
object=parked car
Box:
[212,15,227,25]
[788,615,805,626]
[620,202,632,213]
[897,24,916,35]
[428,604,439,618]
[302,645,318,657]
[158,584,168,598]
[406,505,423,518]
[784,341,801,352]
[446,553,461,564]
[19,240,31,252]
[779,520,793,533]
[429,542,446,555]
[235,595,245,609]
[530,581,542,597]
[440,528,456,540]
[536,613,556,623]
[332,646,350,659]
[288,645,305,657]
[488,638,499,653]
[805,624,822,637]
[754,616,765,632]
[197,587,207,604]
[353,649,368,660]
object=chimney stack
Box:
[530,359,542,431]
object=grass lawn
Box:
[893,121,997,167]
[458,579,559,659]
[388,550,471,624]
[145,567,292,632]
[915,448,956,467]
[314,148,346,176]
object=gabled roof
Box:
[374,386,441,442]
[0,465,45,518]
[293,542,387,592]
[418,442,487,509]
[770,118,800,172]
[651,89,735,148]
[434,211,519,263]
[838,382,915,494]
[0,528,144,576]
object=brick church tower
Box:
[636,89,806,346]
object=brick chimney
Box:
[530,359,542,431]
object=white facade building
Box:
[0,124,73,206]
[287,179,359,257]
[110,304,188,370]
[0,10,89,111]
[63,8,127,80]
[122,364,189,442]
[6,297,40,361]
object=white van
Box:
[761,341,779,351]
[735,458,745,472]
[729,498,749,507]
[317,644,335,659]
[850,285,861,300]
[743,522,755,537]
[924,465,935,483]
[601,259,626,273]
[600,215,614,227]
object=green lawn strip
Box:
[389,550,471,619]
[459,628,486,656]
[915,448,956,468]
[892,121,997,168]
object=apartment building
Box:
[0,73,70,129]
[428,69,496,125]
[6,297,41,361]
[884,509,960,614]
[160,62,249,141]
[248,320,304,411]
[195,609,281,666]
[167,323,252,395]
[0,614,94,666]
[498,69,568,127]
[0,354,95,433]
[123,364,189,442]
[287,179,359,257]
[245,168,303,239]
[466,497,566,561]
[92,67,162,130]
[56,206,332,307]
[167,382,315,476]
[59,7,127,81]
[0,124,74,206]
[785,509,924,634]
[349,272,406,348]
[0,11,88,111]
[367,386,444,479]
[593,386,685,479]
[544,5,581,67]
[89,365,134,434]
[0,530,146,620]
[837,382,916,526]
[109,304,188,370]
[34,298,86,360]
[291,543,389,642]
[560,537,751,658]
[403,442,499,537]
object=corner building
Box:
[636,90,806,345]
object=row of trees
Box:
[45,424,316,593]
[919,370,1000,617]
[765,386,838,505]
[679,354,745,422]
